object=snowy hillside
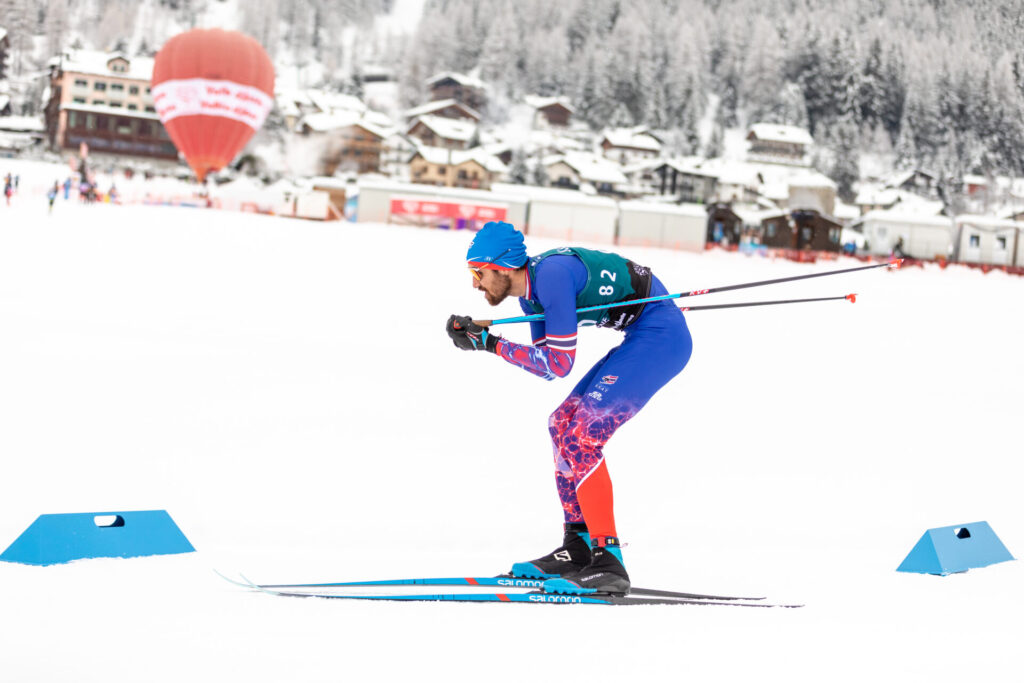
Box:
[1,192,1022,680]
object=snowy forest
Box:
[397,0,1024,198]
[4,0,1024,195]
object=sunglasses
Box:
[468,248,512,281]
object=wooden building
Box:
[648,159,717,203]
[406,115,477,151]
[409,146,506,190]
[746,123,813,165]
[600,127,661,165]
[761,209,843,252]
[889,169,940,200]
[425,72,487,113]
[43,49,177,161]
[524,95,573,127]
[403,99,480,123]
[299,113,386,176]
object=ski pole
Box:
[678,294,856,312]
[474,259,899,326]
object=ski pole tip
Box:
[845,293,857,303]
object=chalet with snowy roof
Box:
[299,111,388,175]
[406,115,477,150]
[0,115,46,154]
[404,99,480,123]
[628,158,717,203]
[600,127,662,165]
[887,169,940,200]
[43,48,177,161]
[278,90,368,132]
[746,123,813,165]
[409,146,507,190]
[426,72,487,112]
[786,171,837,216]
[544,152,628,196]
[702,160,763,204]
[524,95,573,128]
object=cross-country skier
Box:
[446,221,693,595]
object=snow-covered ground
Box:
[1,184,1022,681]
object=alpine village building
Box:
[43,49,177,161]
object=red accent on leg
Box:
[575,460,617,540]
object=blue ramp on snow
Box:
[0,510,195,566]
[897,521,1014,576]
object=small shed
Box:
[618,202,707,251]
[490,183,618,244]
[356,179,528,230]
[706,203,743,246]
[955,215,1022,266]
[855,209,953,259]
[761,209,843,252]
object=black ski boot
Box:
[543,536,630,595]
[510,523,591,579]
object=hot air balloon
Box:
[151,29,275,182]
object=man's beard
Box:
[483,271,512,306]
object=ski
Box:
[214,573,770,602]
[228,575,800,607]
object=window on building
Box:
[86,114,97,130]
[129,86,139,95]
[127,104,137,110]
[92,100,105,106]
[969,234,980,248]
[111,83,124,91]
[110,102,122,108]
[145,106,155,113]
[73,97,86,104]
[116,117,133,135]
[94,82,107,91]
[96,115,109,130]
[439,166,446,175]
[145,86,151,94]
[138,122,151,136]
[74,79,88,87]
[68,112,78,127]
[996,236,1008,250]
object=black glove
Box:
[446,314,501,352]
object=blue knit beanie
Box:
[466,221,528,269]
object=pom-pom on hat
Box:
[466,221,528,270]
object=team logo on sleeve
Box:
[600,375,618,385]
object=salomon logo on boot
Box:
[542,536,630,595]
[510,523,591,579]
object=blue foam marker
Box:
[0,510,195,566]
[897,521,1015,576]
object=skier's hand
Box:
[446,314,500,352]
